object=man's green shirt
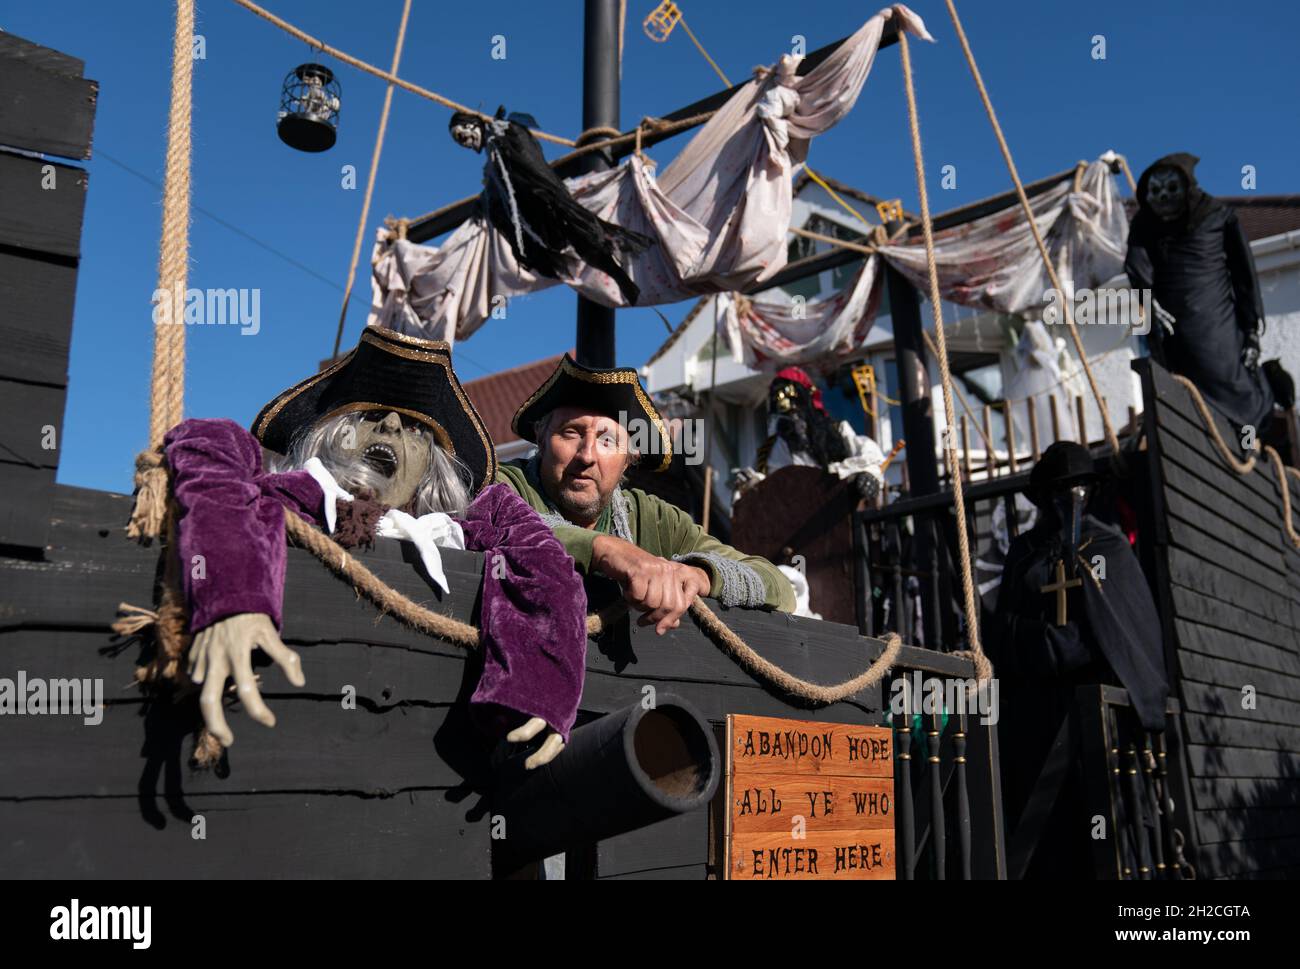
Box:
[495,459,796,613]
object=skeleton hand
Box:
[1242,344,1261,373]
[189,612,306,748]
[730,467,765,494]
[507,716,565,769]
[1152,299,1176,336]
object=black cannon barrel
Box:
[492,695,720,865]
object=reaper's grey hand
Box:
[189,612,306,747]
[1242,344,1261,373]
[507,716,565,769]
[1152,299,1176,336]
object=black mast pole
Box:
[883,218,948,647]
[574,0,621,368]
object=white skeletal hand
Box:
[188,612,306,748]
[507,716,565,769]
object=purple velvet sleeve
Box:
[164,418,325,633]
[458,483,588,742]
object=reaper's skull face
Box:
[1146,167,1186,222]
[451,122,483,152]
[351,410,433,508]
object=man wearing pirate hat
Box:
[496,354,797,632]
[162,326,587,768]
[989,441,1169,878]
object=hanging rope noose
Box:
[897,28,990,682]
[944,0,1122,462]
[331,0,413,359]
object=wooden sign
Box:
[723,715,895,880]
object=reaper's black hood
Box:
[1133,151,1221,233]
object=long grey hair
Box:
[268,411,473,516]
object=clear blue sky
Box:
[7,0,1297,494]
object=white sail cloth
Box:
[1002,319,1089,445]
[368,5,934,344]
[716,256,882,369]
[716,158,1129,370]
[874,158,1129,314]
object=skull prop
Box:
[449,113,484,153]
[274,410,472,516]
[1146,166,1186,222]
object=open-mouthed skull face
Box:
[771,381,803,414]
[450,122,483,152]
[1146,167,1186,221]
[351,410,433,508]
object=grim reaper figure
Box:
[449,107,652,305]
[1124,153,1274,431]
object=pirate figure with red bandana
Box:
[746,366,886,501]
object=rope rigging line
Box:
[117,506,908,710]
[291,503,906,704]
[128,0,195,542]
[331,0,412,360]
[802,164,882,229]
[897,27,990,682]
[943,0,1122,462]
[677,13,732,87]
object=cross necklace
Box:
[1039,558,1082,627]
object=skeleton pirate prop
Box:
[744,366,886,501]
[165,327,587,766]
[449,108,653,305]
[989,442,1169,877]
[496,354,797,621]
[1124,153,1275,431]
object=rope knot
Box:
[127,448,170,542]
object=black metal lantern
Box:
[277,63,340,152]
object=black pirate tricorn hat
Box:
[252,325,498,494]
[512,354,672,472]
[1029,441,1099,492]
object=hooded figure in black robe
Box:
[1124,152,1273,431]
[449,108,652,305]
[989,442,1169,877]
